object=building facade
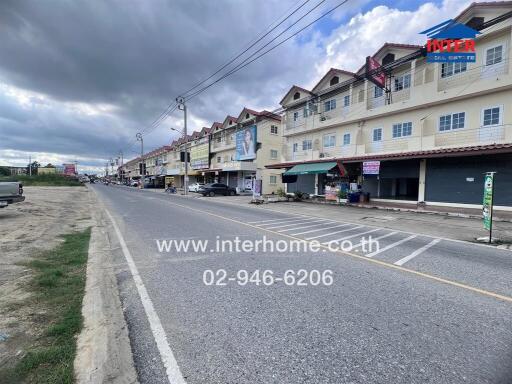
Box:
[267,2,512,209]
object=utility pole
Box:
[29,155,32,176]
[119,150,124,183]
[176,96,189,195]
[136,132,144,188]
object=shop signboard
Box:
[191,142,209,169]
[363,161,380,175]
[325,186,339,201]
[483,172,495,238]
[63,163,76,176]
[235,125,257,161]
[252,178,262,198]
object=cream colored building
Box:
[208,108,283,194]
[268,2,512,209]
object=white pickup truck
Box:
[0,182,25,208]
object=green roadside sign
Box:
[482,173,495,232]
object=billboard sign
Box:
[63,163,76,176]
[235,125,257,161]
[365,56,386,89]
[191,142,209,169]
[482,172,495,232]
[363,161,380,175]
[420,19,479,63]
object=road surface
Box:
[92,184,512,384]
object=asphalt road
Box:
[92,184,512,384]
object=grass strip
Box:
[0,174,83,186]
[0,228,91,383]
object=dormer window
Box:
[293,92,300,100]
[329,76,339,86]
[229,120,233,125]
[245,113,250,119]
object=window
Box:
[329,76,339,86]
[441,62,467,78]
[374,87,384,98]
[245,113,250,119]
[324,99,336,112]
[269,175,277,185]
[216,156,221,163]
[394,73,411,91]
[303,106,312,118]
[293,92,300,100]
[486,45,503,66]
[392,122,412,138]
[373,128,382,142]
[293,111,299,122]
[439,112,465,131]
[343,133,350,146]
[216,136,221,143]
[323,135,335,148]
[302,140,312,150]
[270,125,278,135]
[270,149,278,159]
[482,106,502,126]
[293,143,298,152]
[343,95,350,107]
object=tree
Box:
[0,166,10,176]
[26,161,40,175]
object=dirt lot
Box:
[0,186,94,371]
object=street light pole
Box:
[176,96,188,195]
[119,150,124,183]
[136,132,144,188]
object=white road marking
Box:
[291,223,352,236]
[352,231,398,249]
[248,216,308,224]
[265,218,329,230]
[322,228,380,245]
[278,221,331,232]
[366,235,417,258]
[105,209,186,384]
[394,238,441,266]
[306,225,364,240]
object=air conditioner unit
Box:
[319,152,330,158]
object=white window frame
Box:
[373,128,383,142]
[302,139,312,151]
[485,44,503,67]
[324,99,336,112]
[481,105,503,127]
[269,175,277,185]
[270,149,278,159]
[440,62,468,78]
[342,133,351,146]
[322,134,336,149]
[392,122,413,138]
[438,112,466,132]
[343,95,350,107]
[394,73,411,91]
[292,143,298,152]
[374,87,384,98]
[270,125,278,135]
[293,111,299,122]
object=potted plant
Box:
[336,189,347,204]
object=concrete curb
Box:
[74,188,139,384]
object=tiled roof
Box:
[266,143,512,168]
[455,1,512,21]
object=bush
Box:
[276,187,286,197]
[1,174,83,187]
[337,189,347,199]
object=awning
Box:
[284,161,338,175]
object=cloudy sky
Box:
[0,0,473,174]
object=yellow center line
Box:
[164,199,512,304]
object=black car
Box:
[199,183,237,197]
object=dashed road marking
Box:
[366,235,418,258]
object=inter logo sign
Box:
[420,19,480,63]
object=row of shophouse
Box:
[120,1,512,210]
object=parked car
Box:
[130,180,139,187]
[199,183,237,197]
[0,182,25,208]
[188,182,205,192]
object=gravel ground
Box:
[0,186,94,370]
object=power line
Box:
[185,0,349,101]
[180,0,313,98]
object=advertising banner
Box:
[252,178,262,198]
[191,143,209,169]
[363,161,380,175]
[483,173,495,231]
[235,125,257,161]
[365,56,386,89]
[63,163,76,176]
[325,186,339,201]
